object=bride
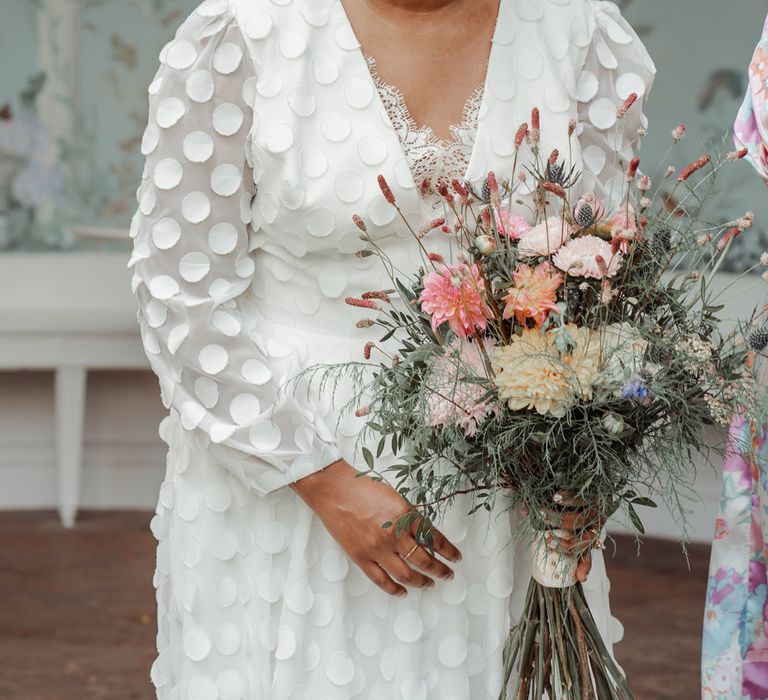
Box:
[127,0,656,696]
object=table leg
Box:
[55,366,87,528]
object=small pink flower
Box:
[426,338,497,436]
[495,208,530,240]
[553,235,623,279]
[517,217,571,258]
[608,204,638,253]
[419,263,492,337]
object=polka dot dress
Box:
[127,0,656,697]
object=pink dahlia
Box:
[553,235,623,278]
[502,262,563,327]
[517,217,571,258]
[419,262,492,337]
[426,338,496,436]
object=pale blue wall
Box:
[621,0,768,272]
[0,2,38,101]
[1,0,767,268]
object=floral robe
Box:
[702,32,768,689]
[702,17,768,699]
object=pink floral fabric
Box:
[733,14,768,180]
[702,20,768,698]
[702,414,768,699]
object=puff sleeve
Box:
[127,1,343,495]
[575,0,657,211]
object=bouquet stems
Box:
[499,538,634,699]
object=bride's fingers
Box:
[363,560,407,597]
[398,535,455,580]
[545,529,594,556]
[543,508,602,532]
[409,519,462,563]
[382,550,435,590]
[576,550,593,583]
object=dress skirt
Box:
[147,320,624,700]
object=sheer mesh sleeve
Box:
[127,0,342,496]
[575,0,657,212]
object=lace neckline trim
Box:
[362,52,487,147]
[362,52,486,187]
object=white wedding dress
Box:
[127,0,656,697]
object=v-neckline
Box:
[333,0,504,192]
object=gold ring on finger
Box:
[401,542,419,561]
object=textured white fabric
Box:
[127,0,656,697]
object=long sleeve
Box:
[733,14,768,181]
[574,0,657,212]
[127,1,343,496]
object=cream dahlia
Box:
[492,325,602,417]
[419,262,492,337]
[517,217,571,258]
[502,262,563,328]
[552,235,623,279]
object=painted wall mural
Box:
[0,0,767,273]
[0,0,190,251]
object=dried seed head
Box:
[377,174,396,203]
[727,148,749,161]
[539,181,567,199]
[417,217,446,238]
[362,291,390,302]
[530,108,540,145]
[617,92,638,118]
[672,123,686,142]
[345,297,380,310]
[531,107,540,131]
[677,154,711,182]
[451,178,468,197]
[352,214,367,232]
[515,122,529,147]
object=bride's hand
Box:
[289,459,462,596]
[542,502,605,584]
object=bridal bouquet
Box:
[298,99,768,698]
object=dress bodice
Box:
[127,0,656,494]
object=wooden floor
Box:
[0,510,710,699]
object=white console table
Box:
[0,252,149,527]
